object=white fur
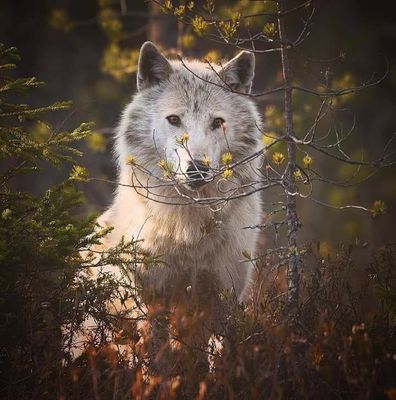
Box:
[73,43,263,360]
[95,43,262,302]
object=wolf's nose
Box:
[186,160,209,188]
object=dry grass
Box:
[48,243,396,400]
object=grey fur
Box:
[221,50,255,93]
[99,42,263,297]
[137,42,173,91]
[77,42,263,360]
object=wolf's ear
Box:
[221,51,255,94]
[137,42,172,91]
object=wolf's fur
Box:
[88,42,262,363]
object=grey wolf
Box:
[87,41,262,368]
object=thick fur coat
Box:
[96,42,262,305]
[80,43,264,368]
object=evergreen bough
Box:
[0,43,121,399]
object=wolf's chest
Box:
[139,214,228,261]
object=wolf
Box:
[88,41,262,368]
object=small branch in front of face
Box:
[124,152,281,207]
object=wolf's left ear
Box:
[221,51,255,94]
[137,41,172,91]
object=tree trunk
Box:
[148,2,179,50]
[277,0,301,320]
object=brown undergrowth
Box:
[57,243,396,400]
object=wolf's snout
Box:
[185,160,210,188]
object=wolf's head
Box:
[116,42,261,202]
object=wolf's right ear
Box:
[137,42,172,91]
[221,51,255,94]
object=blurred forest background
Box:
[1,0,395,250]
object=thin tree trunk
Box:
[277,0,301,319]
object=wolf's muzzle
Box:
[186,160,210,188]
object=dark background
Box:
[1,0,395,250]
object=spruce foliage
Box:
[0,43,100,398]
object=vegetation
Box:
[0,43,123,399]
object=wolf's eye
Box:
[212,117,225,130]
[166,115,181,127]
